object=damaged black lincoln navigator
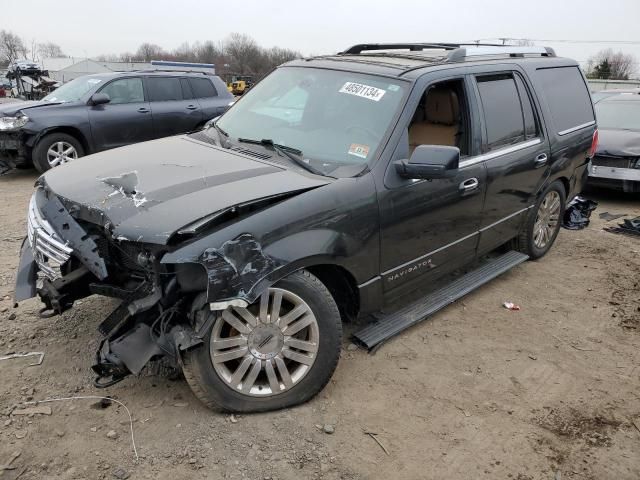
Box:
[14,43,597,412]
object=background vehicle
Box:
[0,70,233,172]
[226,75,254,95]
[589,91,640,193]
[15,43,596,413]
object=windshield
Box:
[42,76,104,103]
[595,99,640,131]
[215,67,408,176]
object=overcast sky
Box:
[4,0,640,72]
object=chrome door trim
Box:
[557,120,596,136]
[478,205,534,232]
[459,138,542,169]
[380,231,479,276]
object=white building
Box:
[42,58,153,82]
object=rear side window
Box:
[476,74,525,150]
[189,78,218,98]
[536,66,594,134]
[147,77,182,102]
[100,78,144,104]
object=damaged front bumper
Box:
[0,131,30,167]
[14,187,208,387]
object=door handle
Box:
[534,153,548,168]
[186,104,198,110]
[459,177,479,192]
[137,107,150,113]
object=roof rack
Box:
[339,43,556,61]
[447,45,556,61]
[340,42,502,55]
[131,68,213,75]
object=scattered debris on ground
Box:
[563,196,598,230]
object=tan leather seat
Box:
[409,88,459,152]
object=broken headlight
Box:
[0,114,29,131]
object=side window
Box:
[146,77,183,102]
[535,66,595,134]
[476,74,525,150]
[180,78,194,100]
[99,78,144,105]
[407,78,469,156]
[514,75,538,140]
[189,77,218,98]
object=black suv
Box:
[0,70,233,172]
[14,43,597,412]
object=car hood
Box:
[42,136,331,244]
[596,128,640,158]
[0,100,64,116]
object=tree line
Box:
[1,29,300,80]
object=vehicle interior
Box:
[408,79,469,156]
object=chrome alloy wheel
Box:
[210,288,319,397]
[46,141,78,167]
[533,190,561,249]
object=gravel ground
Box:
[0,168,639,480]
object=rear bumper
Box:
[588,163,640,182]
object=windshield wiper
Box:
[237,138,325,176]
[211,122,229,147]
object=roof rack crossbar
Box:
[340,43,503,55]
[129,68,212,75]
[446,46,556,62]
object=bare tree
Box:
[135,42,165,62]
[224,33,262,75]
[0,30,27,65]
[587,49,636,80]
[38,42,64,58]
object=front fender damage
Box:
[168,233,284,308]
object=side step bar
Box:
[353,250,529,350]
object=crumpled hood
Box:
[596,128,640,158]
[42,136,330,244]
[0,100,64,117]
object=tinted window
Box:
[100,78,144,104]
[536,66,594,134]
[190,77,218,98]
[180,78,194,99]
[477,74,524,150]
[514,75,538,139]
[147,77,182,101]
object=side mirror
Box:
[394,145,460,179]
[89,93,110,106]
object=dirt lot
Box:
[0,169,639,480]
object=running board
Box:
[353,250,529,351]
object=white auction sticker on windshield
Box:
[339,82,386,102]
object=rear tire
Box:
[182,270,342,412]
[32,133,84,173]
[516,180,566,259]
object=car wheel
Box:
[182,269,342,412]
[33,133,84,173]
[516,180,566,259]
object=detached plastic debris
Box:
[604,216,640,238]
[503,302,521,311]
[562,196,598,230]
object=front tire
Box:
[182,270,342,412]
[32,133,84,173]
[516,180,566,259]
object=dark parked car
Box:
[15,43,596,412]
[0,70,233,172]
[589,91,640,192]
